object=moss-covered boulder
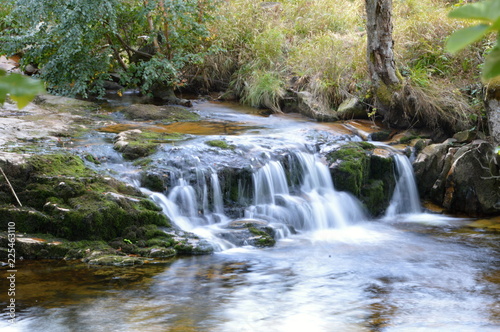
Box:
[218,219,277,247]
[326,142,396,216]
[0,153,170,241]
[113,129,184,160]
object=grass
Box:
[193,0,489,133]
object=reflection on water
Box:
[1,221,499,331]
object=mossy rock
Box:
[327,142,374,197]
[248,226,276,247]
[205,139,236,150]
[119,104,200,122]
[327,143,396,216]
[0,153,170,241]
[114,129,184,160]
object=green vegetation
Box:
[205,139,235,150]
[248,226,276,247]
[0,0,491,133]
[0,153,170,241]
[0,69,45,108]
[0,0,218,98]
[446,0,500,80]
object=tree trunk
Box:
[365,0,402,125]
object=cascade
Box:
[151,149,368,248]
[245,151,366,230]
[385,153,422,217]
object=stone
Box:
[294,91,339,122]
[336,97,368,120]
[453,130,476,143]
[413,140,500,216]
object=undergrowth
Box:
[193,0,488,132]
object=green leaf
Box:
[0,74,45,109]
[482,47,500,80]
[449,0,500,22]
[446,24,491,53]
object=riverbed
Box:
[1,98,499,331]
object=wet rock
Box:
[113,129,157,160]
[0,153,170,241]
[149,247,176,258]
[326,142,396,216]
[119,104,199,122]
[84,252,146,266]
[414,140,500,216]
[218,219,276,247]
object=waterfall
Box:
[385,154,422,217]
[150,151,369,249]
[245,151,367,230]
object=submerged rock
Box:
[218,219,277,247]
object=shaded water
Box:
[1,101,499,331]
[1,222,499,331]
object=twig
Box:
[0,167,22,207]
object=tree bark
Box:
[365,0,400,88]
[365,0,403,127]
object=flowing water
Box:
[1,101,499,331]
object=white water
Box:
[151,150,373,247]
[385,153,422,217]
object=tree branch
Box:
[0,167,22,207]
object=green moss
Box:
[116,131,184,160]
[29,153,95,177]
[248,227,276,247]
[205,139,236,150]
[133,158,153,167]
[84,154,101,165]
[327,143,372,197]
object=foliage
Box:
[446,0,500,80]
[0,0,218,97]
[0,69,45,108]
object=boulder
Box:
[326,142,396,216]
[413,140,500,216]
[290,91,339,122]
[118,104,199,122]
[336,97,368,120]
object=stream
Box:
[1,100,499,331]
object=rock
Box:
[413,140,500,216]
[24,64,38,75]
[118,104,199,122]
[294,91,339,122]
[149,247,176,258]
[217,219,277,247]
[326,142,397,216]
[336,97,368,120]
[102,80,124,91]
[113,129,158,160]
[453,130,476,143]
[413,142,452,201]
